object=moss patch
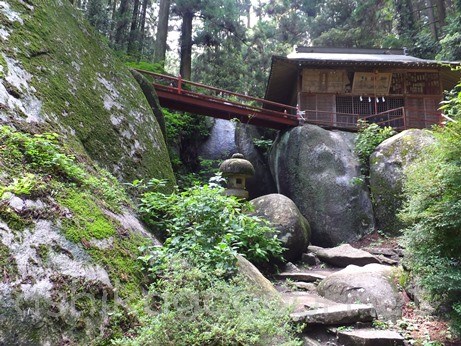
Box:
[0,242,18,279]
[2,0,175,190]
[59,190,117,243]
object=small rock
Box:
[8,195,24,212]
[376,255,399,266]
[277,272,327,282]
[291,303,377,325]
[335,328,404,346]
[308,244,380,267]
[302,252,319,266]
[292,282,318,291]
[284,262,300,272]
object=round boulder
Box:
[250,194,310,262]
[317,263,404,321]
[270,124,374,246]
[370,129,435,234]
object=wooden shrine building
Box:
[265,47,461,130]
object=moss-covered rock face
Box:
[0,0,175,189]
[369,129,435,234]
[0,125,159,344]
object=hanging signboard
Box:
[352,72,392,95]
[302,69,348,93]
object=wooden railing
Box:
[298,107,409,130]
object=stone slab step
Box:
[291,303,377,325]
[282,292,338,312]
[334,328,404,346]
[308,244,381,267]
[277,272,327,282]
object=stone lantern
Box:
[219,153,255,200]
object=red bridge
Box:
[136,69,436,131]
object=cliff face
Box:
[0,1,175,344]
[0,0,175,188]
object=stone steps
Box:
[275,244,406,346]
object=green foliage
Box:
[125,61,166,74]
[355,120,396,174]
[253,137,274,154]
[138,181,284,278]
[0,125,127,208]
[113,259,301,346]
[174,158,221,189]
[438,12,461,60]
[401,81,461,335]
[161,108,212,187]
[372,319,389,330]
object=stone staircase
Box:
[274,244,406,346]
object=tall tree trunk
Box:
[435,0,446,26]
[114,0,131,49]
[154,0,171,66]
[394,0,416,38]
[245,1,251,28]
[109,0,118,42]
[426,0,439,40]
[180,10,193,80]
[127,0,141,56]
[139,0,149,57]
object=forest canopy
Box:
[73,0,461,97]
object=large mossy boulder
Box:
[235,124,277,198]
[250,193,310,262]
[0,1,175,343]
[270,124,374,246]
[0,0,175,189]
[369,129,435,234]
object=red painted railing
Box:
[135,69,299,121]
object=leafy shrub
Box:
[355,120,396,175]
[113,259,301,346]
[138,182,284,278]
[400,81,461,335]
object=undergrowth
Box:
[113,258,301,346]
[110,177,301,345]
[137,179,284,278]
[401,80,461,335]
[355,119,396,176]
